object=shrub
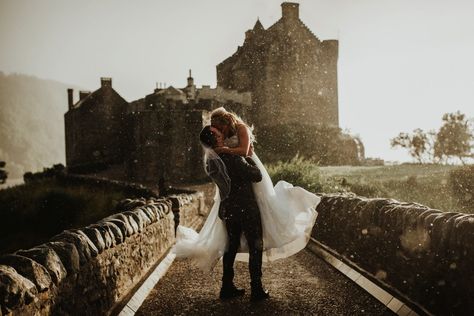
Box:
[0,178,131,254]
[266,155,323,192]
[347,181,388,198]
[449,165,474,212]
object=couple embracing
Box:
[174,107,321,301]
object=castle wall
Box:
[127,105,207,184]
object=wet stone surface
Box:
[137,249,395,316]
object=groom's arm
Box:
[228,156,262,183]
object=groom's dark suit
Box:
[208,153,263,289]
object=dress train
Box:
[174,153,320,271]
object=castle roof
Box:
[163,86,185,96]
[68,80,127,112]
[217,3,324,72]
[253,19,264,32]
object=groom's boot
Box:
[220,264,244,300]
[250,279,269,302]
[220,282,245,300]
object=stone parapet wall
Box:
[168,191,205,231]
[0,190,205,315]
[312,194,474,315]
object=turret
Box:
[281,2,299,20]
[187,69,194,87]
[185,69,196,100]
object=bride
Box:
[174,107,320,271]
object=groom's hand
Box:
[214,146,229,154]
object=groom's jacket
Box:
[208,153,262,220]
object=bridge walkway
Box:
[135,248,395,316]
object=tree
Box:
[390,129,431,163]
[434,111,473,164]
[0,161,7,184]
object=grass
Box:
[265,160,469,214]
[0,178,131,255]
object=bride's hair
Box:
[210,107,255,141]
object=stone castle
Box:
[64,75,250,183]
[217,2,338,129]
[64,2,361,184]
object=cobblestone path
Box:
[136,249,395,315]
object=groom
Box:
[200,125,269,302]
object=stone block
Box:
[51,231,93,265]
[106,219,132,239]
[98,222,124,244]
[0,255,52,292]
[0,265,37,314]
[44,241,80,275]
[15,246,66,285]
[82,227,106,253]
[123,211,144,232]
[89,224,114,249]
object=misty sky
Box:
[1,0,473,162]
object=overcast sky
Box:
[1,0,473,162]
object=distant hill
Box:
[0,72,81,178]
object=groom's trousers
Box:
[222,201,263,288]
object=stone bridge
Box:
[1,179,472,316]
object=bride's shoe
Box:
[219,284,245,300]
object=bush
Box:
[266,155,323,192]
[347,181,388,198]
[449,165,474,212]
[0,178,131,254]
[35,189,85,234]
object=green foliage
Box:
[267,159,469,213]
[390,129,435,163]
[449,165,474,212]
[434,111,473,164]
[266,155,324,192]
[322,164,468,213]
[391,111,473,164]
[0,178,129,254]
[255,123,362,166]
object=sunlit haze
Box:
[1,0,473,162]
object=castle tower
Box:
[216,2,339,129]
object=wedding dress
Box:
[174,135,320,271]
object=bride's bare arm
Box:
[215,124,252,156]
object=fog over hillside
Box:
[0,72,81,178]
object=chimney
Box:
[281,2,299,20]
[79,90,91,100]
[67,88,74,110]
[101,77,112,88]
